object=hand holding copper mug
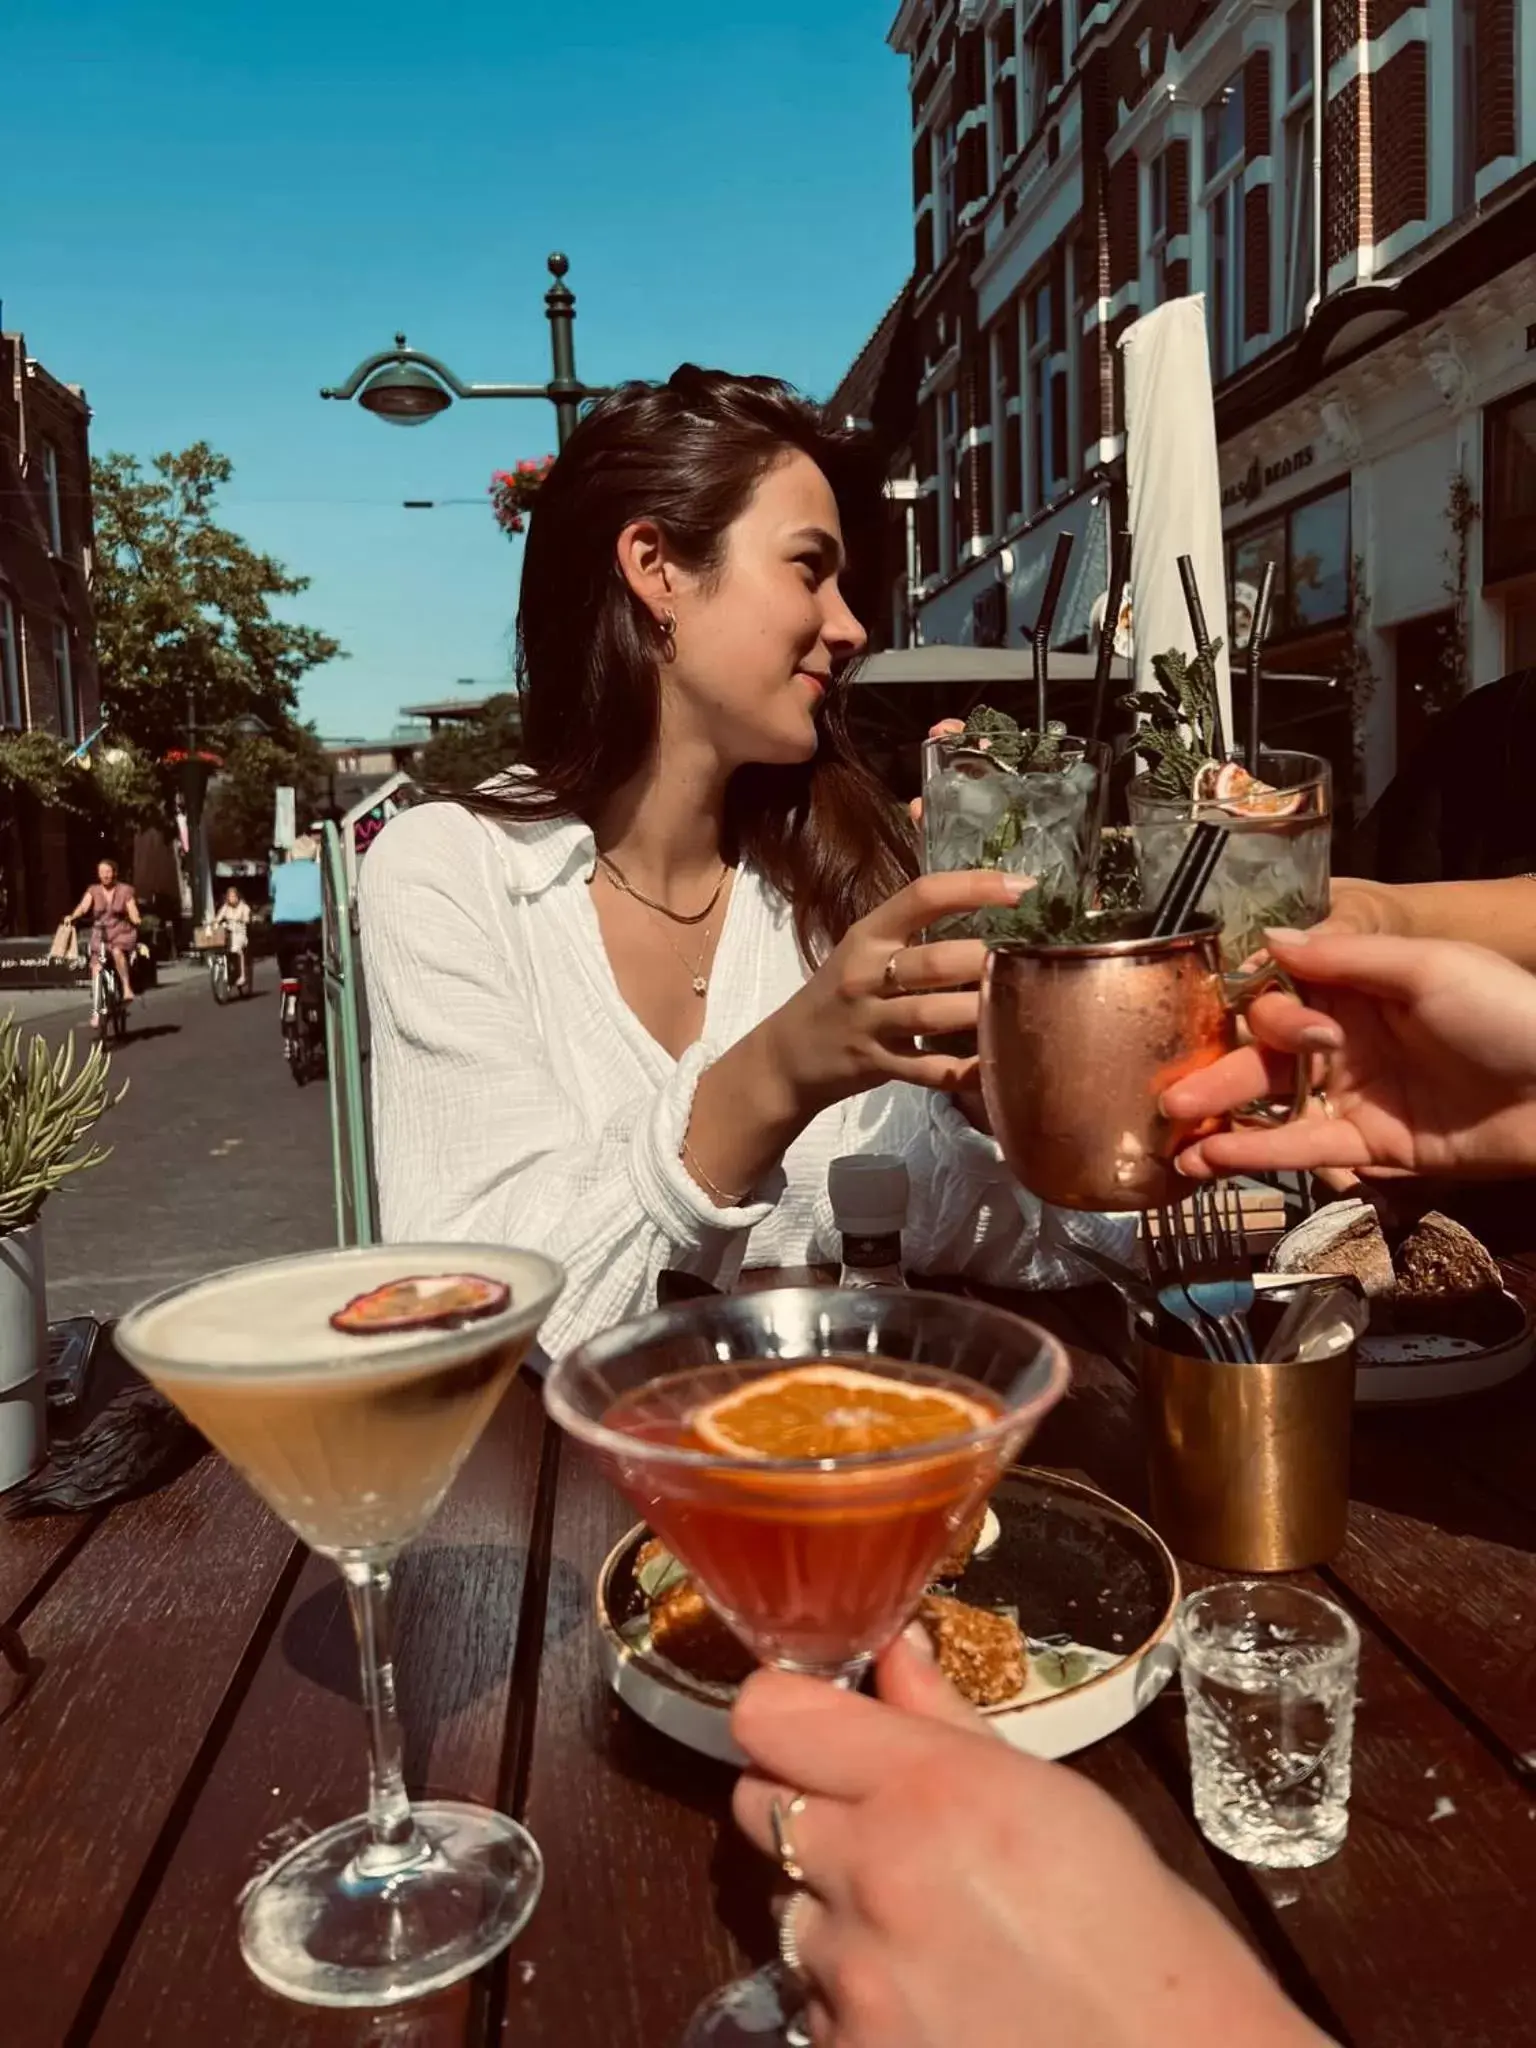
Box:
[977,914,1329,1212]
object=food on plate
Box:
[1270,1201,1396,1298]
[1271,1202,1508,1340]
[936,1501,990,1580]
[328,1273,511,1335]
[1393,1212,1504,1309]
[634,1539,756,1686]
[915,1593,1028,1707]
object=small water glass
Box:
[1176,1581,1359,1868]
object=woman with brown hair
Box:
[360,369,1117,1355]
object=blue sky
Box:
[2,0,911,738]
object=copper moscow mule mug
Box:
[978,913,1309,1212]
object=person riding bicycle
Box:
[68,858,140,1028]
[271,836,323,981]
[214,884,253,993]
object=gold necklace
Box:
[649,903,716,997]
[596,851,729,926]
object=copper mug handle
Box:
[1222,960,1315,1131]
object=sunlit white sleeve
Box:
[358,808,779,1357]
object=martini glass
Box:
[114,1241,564,2008]
[545,1285,1071,2045]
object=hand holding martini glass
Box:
[545,1285,1070,2045]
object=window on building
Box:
[1452,0,1476,213]
[1026,273,1069,507]
[42,442,62,555]
[1022,2,1063,143]
[1228,521,1285,649]
[1147,147,1172,305]
[1203,73,1246,380]
[990,14,1019,174]
[936,119,958,262]
[1288,488,1351,629]
[1285,2,1313,99]
[994,307,1026,527]
[1283,110,1315,331]
[1485,385,1536,583]
[939,385,961,574]
[0,596,20,729]
[1226,484,1352,642]
[53,623,77,745]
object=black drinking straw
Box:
[1090,527,1131,745]
[1149,818,1230,938]
[1032,531,1075,731]
[1176,552,1226,762]
[1244,560,1277,776]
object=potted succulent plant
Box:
[0,1015,125,1490]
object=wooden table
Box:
[4,1265,1535,2048]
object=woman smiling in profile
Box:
[360,368,1113,1355]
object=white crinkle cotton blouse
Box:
[358,800,1126,1359]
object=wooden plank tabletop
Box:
[3,1275,1535,2048]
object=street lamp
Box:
[319,252,605,450]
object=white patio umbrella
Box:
[1120,297,1233,747]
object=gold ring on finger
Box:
[1314,1087,1338,1121]
[770,1792,809,1885]
[882,952,909,997]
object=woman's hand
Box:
[1164,928,1536,1181]
[1311,877,1410,941]
[907,719,965,826]
[757,870,1029,1115]
[729,1638,1325,2048]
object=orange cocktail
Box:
[547,1289,1071,1682]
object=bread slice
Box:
[1270,1199,1396,1298]
[1394,1212,1503,1305]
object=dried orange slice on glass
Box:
[1195,760,1305,820]
[692,1365,994,1461]
[330,1274,511,1336]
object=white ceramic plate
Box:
[1268,1215,1534,1405]
[595,1468,1181,1767]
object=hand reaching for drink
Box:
[1164,928,1536,1182]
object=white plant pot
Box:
[0,1221,48,1492]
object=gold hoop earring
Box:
[658,608,678,663]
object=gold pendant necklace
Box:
[654,911,713,997]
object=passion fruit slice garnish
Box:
[330,1274,511,1336]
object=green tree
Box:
[206,726,333,861]
[91,442,343,762]
[416,694,523,791]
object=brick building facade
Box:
[859,0,1534,813]
[0,331,101,934]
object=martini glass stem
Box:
[341,1555,425,1877]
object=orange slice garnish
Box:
[692,1365,994,1461]
[330,1274,511,1335]
[1193,760,1305,820]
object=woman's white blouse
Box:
[359,801,1125,1358]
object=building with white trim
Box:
[851,0,1534,824]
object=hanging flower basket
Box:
[490,456,556,537]
[163,748,223,811]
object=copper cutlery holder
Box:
[1134,1323,1354,1572]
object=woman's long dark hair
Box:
[468,365,916,963]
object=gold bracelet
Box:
[680,1134,751,1210]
